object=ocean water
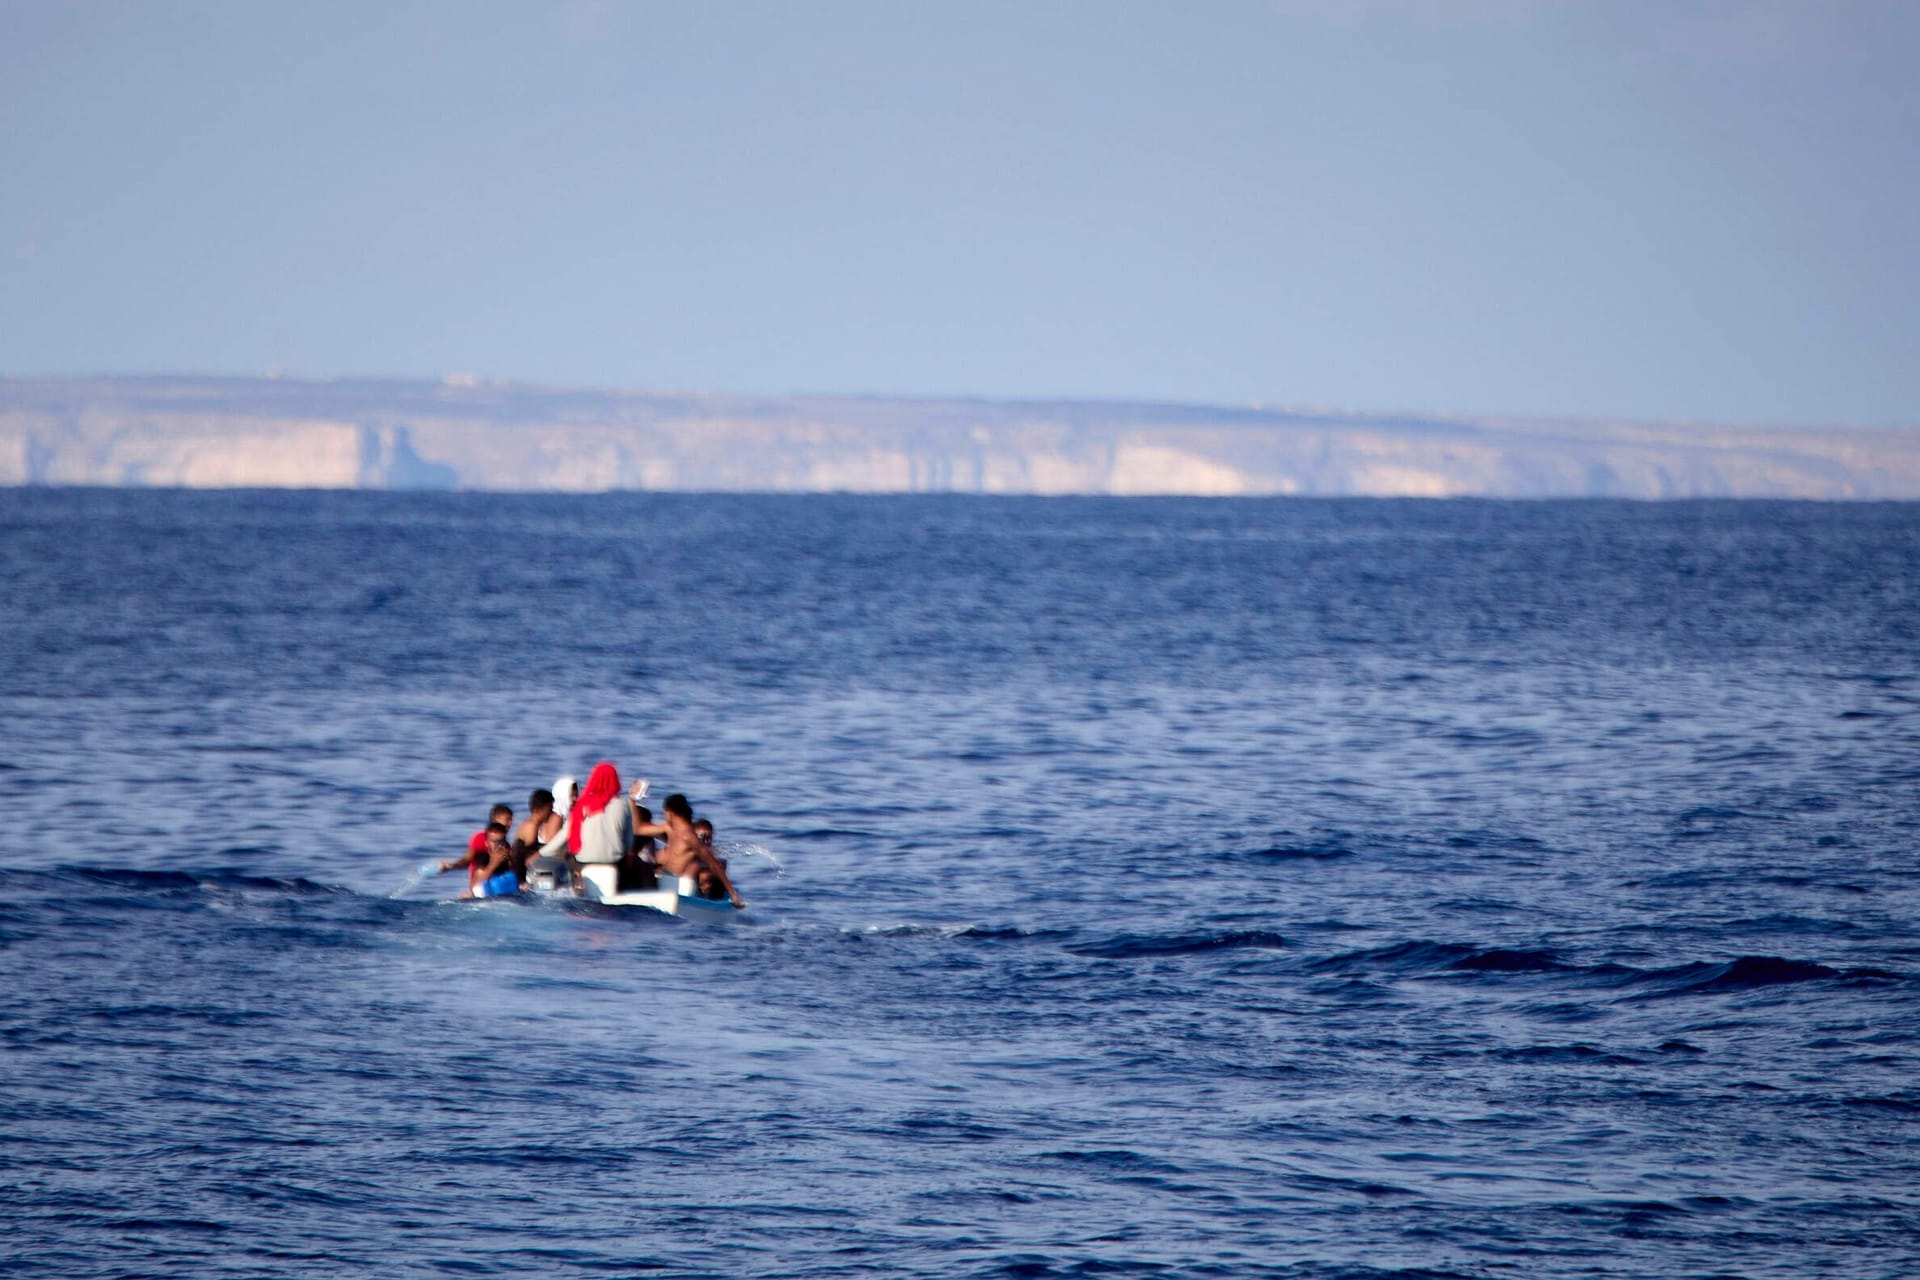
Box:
[1,490,1916,1280]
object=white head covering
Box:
[552,775,578,818]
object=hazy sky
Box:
[4,1,1917,424]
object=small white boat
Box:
[522,856,742,921]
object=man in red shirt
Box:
[439,802,513,892]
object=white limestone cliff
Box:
[2,377,1915,498]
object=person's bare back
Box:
[635,793,745,907]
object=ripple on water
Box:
[1,493,1917,1279]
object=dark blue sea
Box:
[2,491,1917,1280]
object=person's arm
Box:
[438,846,478,874]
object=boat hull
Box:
[524,857,741,920]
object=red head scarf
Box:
[567,761,622,854]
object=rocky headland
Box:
[3,376,1915,498]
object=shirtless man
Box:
[511,789,564,877]
[636,794,744,907]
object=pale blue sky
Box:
[4,0,1917,424]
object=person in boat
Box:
[439,802,513,892]
[637,794,744,907]
[692,817,730,886]
[460,822,519,899]
[566,762,635,888]
[511,788,564,877]
[519,775,585,888]
[633,805,658,860]
[614,801,661,892]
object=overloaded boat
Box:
[424,767,747,920]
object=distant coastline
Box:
[3,375,1916,499]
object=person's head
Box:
[663,793,693,824]
[485,821,509,851]
[580,762,621,812]
[693,818,714,847]
[528,788,554,817]
[489,803,513,827]
[635,805,653,825]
